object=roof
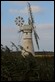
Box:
[21,24,32,30]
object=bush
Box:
[1,52,54,81]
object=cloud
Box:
[1,25,18,34]
[9,5,43,14]
[34,23,54,42]
[34,23,54,51]
[36,23,54,29]
[31,6,43,13]
[9,9,19,14]
[10,1,27,4]
[20,6,43,13]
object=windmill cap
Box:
[20,24,32,30]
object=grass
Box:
[1,51,54,81]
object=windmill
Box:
[15,2,39,57]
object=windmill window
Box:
[26,32,28,35]
[27,46,29,49]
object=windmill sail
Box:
[34,29,39,39]
[27,2,39,50]
[5,46,11,52]
[11,42,19,51]
[34,29,39,50]
[1,44,3,47]
[18,45,26,51]
[1,44,5,51]
[27,2,34,28]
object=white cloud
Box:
[36,23,54,29]
[10,1,27,4]
[20,6,43,13]
[34,23,54,51]
[31,6,43,13]
[9,5,43,14]
[34,23,54,43]
[1,25,22,49]
[9,9,19,14]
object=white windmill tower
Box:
[15,2,39,57]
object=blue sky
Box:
[1,1,54,51]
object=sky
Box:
[1,1,54,51]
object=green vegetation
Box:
[1,51,54,81]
